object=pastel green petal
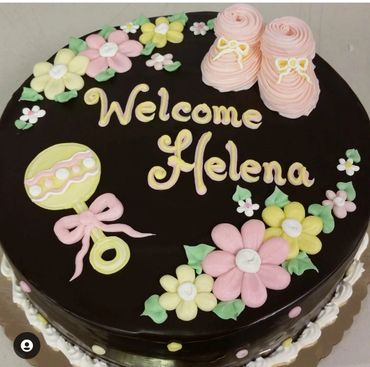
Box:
[167,30,184,44]
[262,206,285,227]
[195,292,217,312]
[302,216,323,236]
[297,233,322,255]
[63,73,84,91]
[155,17,169,25]
[54,48,75,65]
[284,202,305,222]
[160,274,179,292]
[68,55,89,75]
[176,300,198,321]
[264,227,283,241]
[283,233,300,259]
[30,74,51,92]
[152,33,167,48]
[169,21,184,32]
[44,78,65,100]
[141,22,155,33]
[194,274,214,292]
[159,292,180,311]
[139,31,154,44]
[33,62,52,77]
[176,265,195,283]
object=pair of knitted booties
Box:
[201,4,320,119]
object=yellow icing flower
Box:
[159,264,217,321]
[262,202,323,259]
[30,49,89,100]
[139,17,184,48]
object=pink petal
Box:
[118,40,143,57]
[211,223,243,254]
[202,250,236,277]
[107,52,132,73]
[258,237,289,265]
[241,219,265,251]
[337,190,347,199]
[344,201,356,212]
[325,190,336,200]
[333,206,347,219]
[86,34,106,49]
[258,264,291,290]
[213,267,243,301]
[79,48,100,60]
[86,56,109,78]
[241,273,267,308]
[322,200,333,208]
[108,30,129,44]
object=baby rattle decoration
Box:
[24,143,154,281]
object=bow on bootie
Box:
[275,57,311,84]
[213,37,250,69]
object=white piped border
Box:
[0,232,368,367]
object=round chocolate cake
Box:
[0,8,369,367]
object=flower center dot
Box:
[235,249,261,273]
[177,282,197,301]
[345,161,353,169]
[333,197,345,207]
[99,42,118,57]
[282,219,302,238]
[49,64,67,79]
[155,23,169,35]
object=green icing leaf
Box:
[15,119,33,130]
[336,181,356,201]
[345,148,361,163]
[95,68,116,82]
[19,87,44,102]
[99,25,116,39]
[183,244,215,275]
[264,186,290,208]
[207,18,216,30]
[213,300,245,320]
[232,185,251,202]
[167,12,189,25]
[132,15,150,26]
[141,295,168,324]
[54,90,78,103]
[141,42,156,56]
[164,61,182,72]
[68,37,88,54]
[308,203,334,234]
[283,252,319,276]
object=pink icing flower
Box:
[202,219,291,308]
[80,30,143,78]
[190,22,209,36]
[322,190,356,219]
[146,53,173,71]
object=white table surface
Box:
[0,3,369,367]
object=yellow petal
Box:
[195,292,217,312]
[159,292,180,311]
[33,62,52,77]
[167,30,184,44]
[160,275,179,292]
[176,265,195,284]
[169,21,184,32]
[297,233,322,255]
[63,73,84,91]
[139,31,154,45]
[54,48,75,66]
[302,216,323,236]
[176,300,198,321]
[141,22,155,33]
[44,78,65,100]
[68,55,89,75]
[30,74,51,92]
[155,17,169,26]
[284,202,305,222]
[283,233,300,259]
[152,33,167,48]
[264,227,283,241]
[194,274,214,292]
[262,206,285,227]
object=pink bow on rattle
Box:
[54,193,154,281]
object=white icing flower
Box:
[237,198,260,217]
[120,22,140,34]
[146,53,173,71]
[190,21,209,36]
[20,106,46,124]
[337,158,360,176]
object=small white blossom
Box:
[20,105,46,124]
[146,53,174,71]
[236,198,260,217]
[190,22,209,36]
[337,158,360,176]
[120,22,140,34]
